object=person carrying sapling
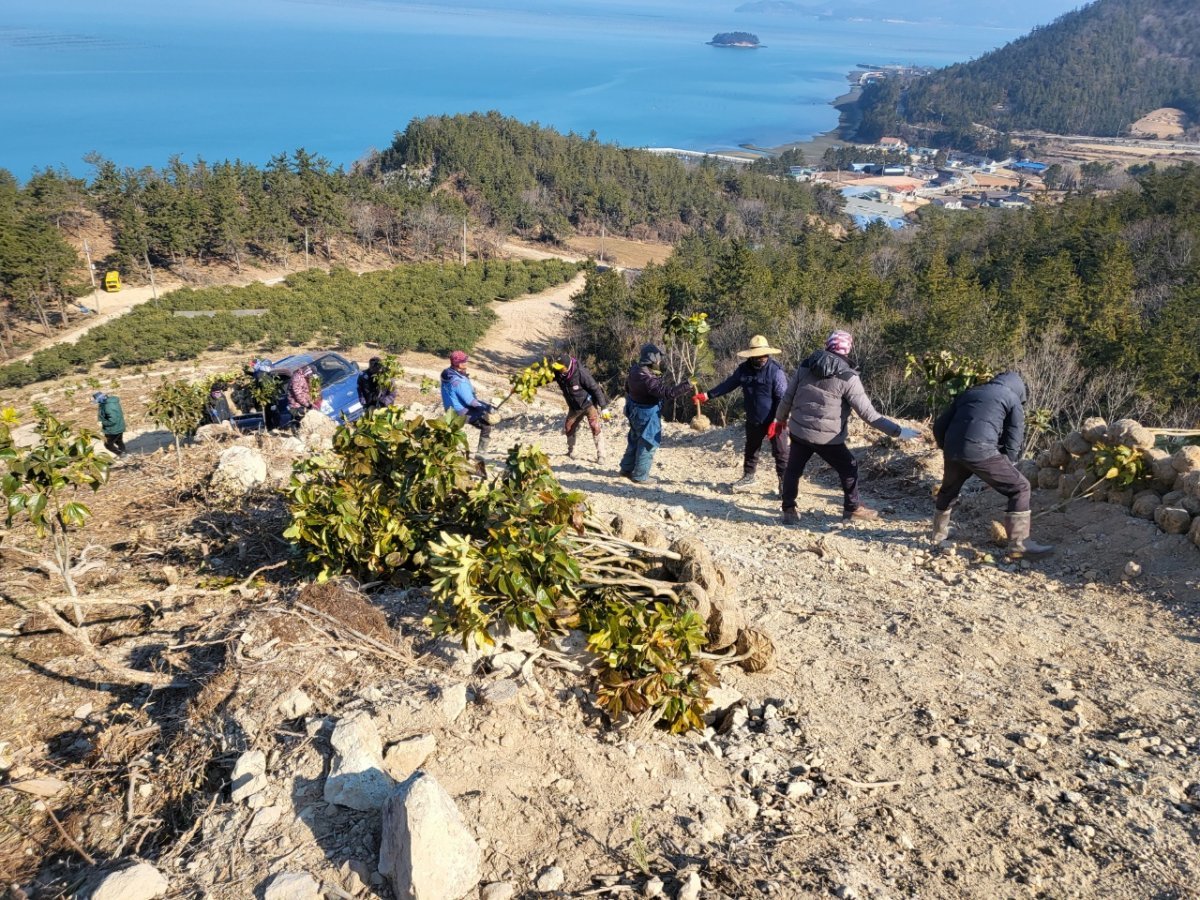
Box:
[618,343,693,486]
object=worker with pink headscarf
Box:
[774,330,920,525]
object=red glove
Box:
[693,392,708,404]
[767,421,780,439]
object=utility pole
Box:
[304,226,310,268]
[599,223,606,265]
[144,250,158,302]
[461,217,468,267]
[82,239,100,313]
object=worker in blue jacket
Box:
[694,335,790,494]
[441,350,496,454]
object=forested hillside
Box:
[1,115,835,357]
[374,112,838,242]
[855,0,1200,144]
[569,163,1200,427]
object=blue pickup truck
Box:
[226,352,365,430]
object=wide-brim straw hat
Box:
[737,335,781,358]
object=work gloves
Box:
[692,392,708,404]
[766,421,781,439]
[897,426,921,440]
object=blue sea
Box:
[1,0,1082,179]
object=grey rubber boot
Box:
[594,432,605,464]
[932,509,952,543]
[476,431,490,456]
[565,429,577,459]
[1005,511,1053,558]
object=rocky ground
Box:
[1,283,1199,899]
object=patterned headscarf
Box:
[825,330,853,355]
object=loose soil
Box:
[1,275,1198,899]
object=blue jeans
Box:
[619,400,661,482]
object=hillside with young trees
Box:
[0,115,838,359]
[854,0,1200,145]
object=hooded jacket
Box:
[775,350,900,445]
[625,361,692,407]
[933,371,1027,463]
[96,395,125,435]
[707,358,788,426]
[554,357,608,412]
[440,366,485,416]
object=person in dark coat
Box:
[552,353,609,463]
[287,365,320,421]
[931,371,1052,557]
[206,381,234,424]
[694,334,790,495]
[618,344,693,486]
[774,330,919,524]
[357,357,396,414]
[440,350,496,454]
[93,392,126,455]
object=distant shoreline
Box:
[747,74,862,160]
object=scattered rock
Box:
[89,862,169,900]
[194,421,237,443]
[230,750,267,803]
[8,776,68,798]
[703,683,743,725]
[211,445,268,494]
[478,679,520,707]
[383,734,437,781]
[534,865,566,893]
[244,804,282,845]
[785,779,814,799]
[487,650,527,677]
[438,683,469,723]
[277,688,313,719]
[379,772,482,900]
[1124,560,1143,578]
[643,875,665,898]
[324,710,395,812]
[663,505,689,522]
[1037,467,1061,490]
[263,871,321,900]
[1063,431,1091,456]
[1130,490,1161,520]
[481,883,517,900]
[677,872,702,900]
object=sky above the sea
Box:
[1,0,1086,178]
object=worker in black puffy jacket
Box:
[931,371,1052,557]
[552,353,609,463]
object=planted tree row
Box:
[0,259,580,389]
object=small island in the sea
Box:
[708,31,763,48]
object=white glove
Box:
[897,426,921,441]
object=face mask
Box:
[751,356,768,368]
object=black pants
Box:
[104,433,126,455]
[936,455,1031,513]
[743,421,790,478]
[782,437,860,513]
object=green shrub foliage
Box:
[0,259,579,389]
[284,408,712,733]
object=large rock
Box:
[379,772,482,900]
[263,871,321,900]
[1172,445,1200,474]
[211,445,267,494]
[1017,459,1040,482]
[324,711,395,812]
[89,862,168,900]
[1063,431,1092,456]
[1036,467,1061,490]
[1130,490,1161,520]
[1180,471,1200,500]
[1154,506,1193,535]
[1145,448,1178,491]
[230,749,267,803]
[383,734,437,782]
[1108,419,1155,451]
[1080,417,1108,444]
[1190,515,1200,548]
[298,409,337,451]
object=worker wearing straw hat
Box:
[693,335,790,495]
